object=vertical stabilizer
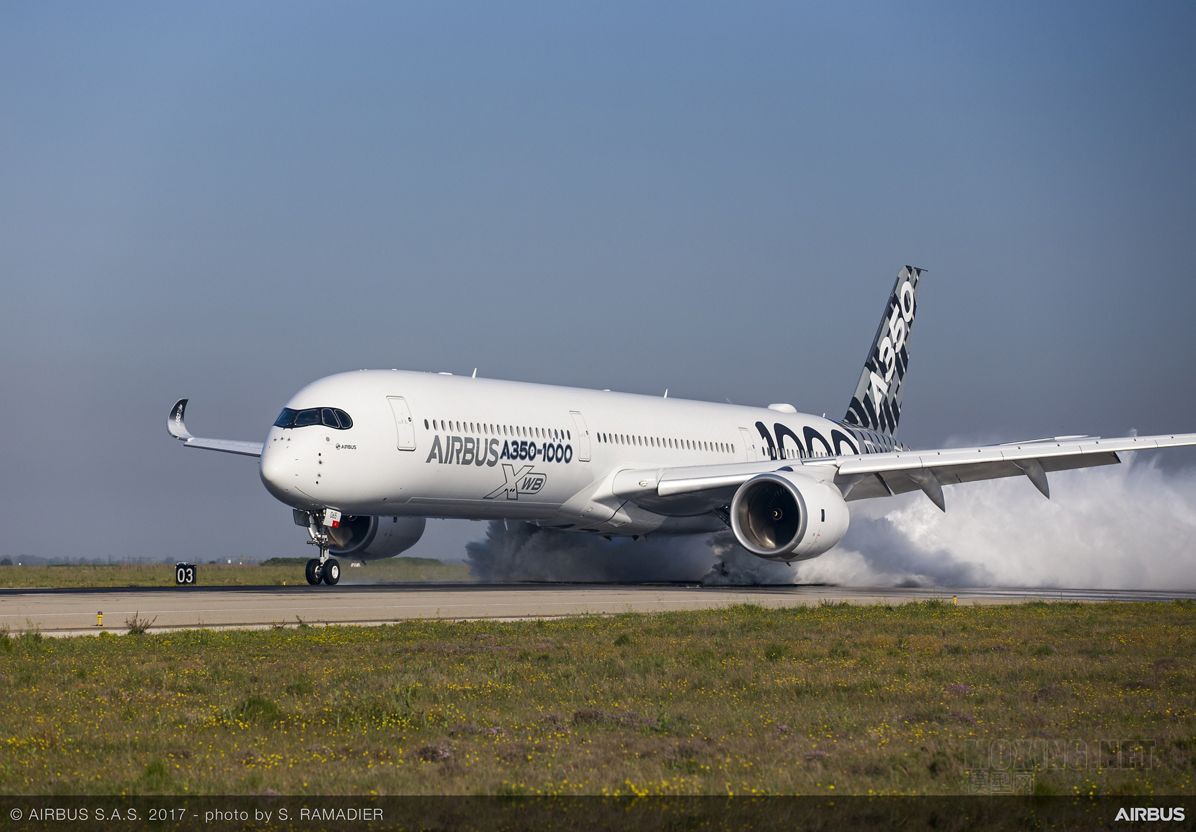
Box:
[844,266,924,436]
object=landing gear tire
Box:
[305,559,321,585]
[322,558,341,586]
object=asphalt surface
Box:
[1,582,1192,635]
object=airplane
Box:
[168,266,1196,585]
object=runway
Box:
[2,582,1192,635]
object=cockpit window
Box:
[273,407,353,430]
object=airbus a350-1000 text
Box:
[168,267,1196,585]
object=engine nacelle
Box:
[729,471,850,561]
[326,515,427,561]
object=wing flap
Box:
[617,431,1196,510]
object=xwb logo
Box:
[485,465,548,500]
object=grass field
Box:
[0,602,1191,795]
[0,557,471,588]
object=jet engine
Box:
[729,471,849,561]
[325,515,427,561]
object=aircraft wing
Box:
[612,431,1196,513]
[167,399,263,458]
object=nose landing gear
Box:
[302,511,341,586]
[304,556,340,585]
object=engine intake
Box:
[729,471,849,561]
[325,515,426,561]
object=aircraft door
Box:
[569,411,591,462]
[739,427,756,461]
[387,396,417,451]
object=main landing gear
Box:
[303,511,341,586]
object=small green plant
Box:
[237,695,284,724]
[19,622,43,644]
[139,759,173,791]
[284,678,314,697]
[763,644,787,662]
[125,613,157,635]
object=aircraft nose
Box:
[260,445,305,506]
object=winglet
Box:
[168,398,193,441]
[165,398,263,457]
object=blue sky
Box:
[1,2,1194,560]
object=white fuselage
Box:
[258,370,896,535]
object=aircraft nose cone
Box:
[260,446,303,506]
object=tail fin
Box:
[844,266,924,436]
